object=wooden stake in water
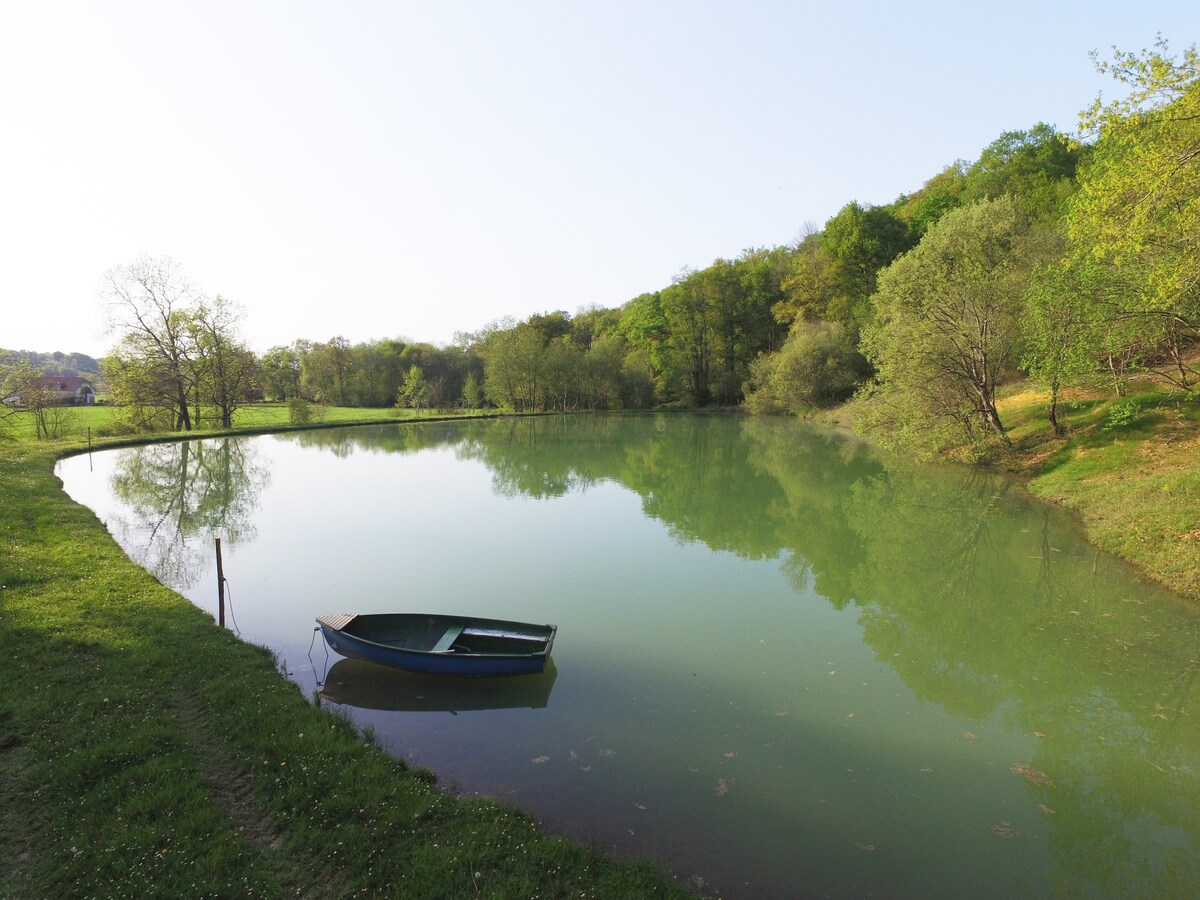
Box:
[215,537,225,628]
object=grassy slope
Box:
[1001,381,1200,601]
[819,377,1200,603]
[0,410,687,899]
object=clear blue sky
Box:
[2,1,1197,357]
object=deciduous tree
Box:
[101,255,198,430]
[859,197,1048,454]
[395,365,430,414]
[190,295,257,428]
[1068,37,1200,388]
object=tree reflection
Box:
[833,454,1200,895]
[345,412,1200,896]
[106,438,270,590]
[87,416,1200,893]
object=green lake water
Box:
[56,414,1200,898]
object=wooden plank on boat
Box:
[462,627,546,642]
[317,613,357,632]
[431,625,465,653]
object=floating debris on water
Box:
[1011,763,1055,787]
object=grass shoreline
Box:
[818,377,1200,603]
[0,411,689,899]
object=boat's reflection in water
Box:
[319,657,558,712]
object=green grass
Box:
[2,402,471,442]
[0,418,689,899]
[997,380,1200,601]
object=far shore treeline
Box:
[3,40,1197,459]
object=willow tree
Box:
[859,197,1049,455]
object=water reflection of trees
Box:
[325,413,1200,896]
[107,438,270,590]
[266,413,1200,894]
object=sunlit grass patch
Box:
[996,376,1200,600]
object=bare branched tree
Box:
[102,255,199,431]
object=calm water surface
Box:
[57,415,1200,898]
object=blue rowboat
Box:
[316,612,557,677]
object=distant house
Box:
[39,376,96,405]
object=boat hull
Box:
[317,613,556,677]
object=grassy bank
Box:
[823,377,1200,603]
[1001,381,1200,601]
[0,413,687,898]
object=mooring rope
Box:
[308,625,331,689]
[223,576,241,636]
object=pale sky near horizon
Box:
[2,1,1198,358]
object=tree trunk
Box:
[1047,377,1063,436]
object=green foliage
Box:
[475,312,646,411]
[287,396,312,425]
[1103,398,1143,429]
[1066,38,1200,389]
[960,123,1083,221]
[859,197,1048,454]
[258,345,301,401]
[460,371,483,408]
[893,164,967,238]
[1020,257,1109,433]
[652,254,788,406]
[745,320,868,414]
[395,364,431,413]
[0,348,101,377]
[288,337,477,410]
[776,227,836,326]
[821,201,915,331]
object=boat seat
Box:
[431,625,465,653]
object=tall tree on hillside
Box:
[859,197,1050,454]
[960,123,1083,221]
[101,255,198,430]
[894,164,967,239]
[1067,37,1200,388]
[736,247,789,351]
[776,225,837,326]
[1021,259,1105,434]
[660,269,714,404]
[821,201,914,333]
[617,292,670,400]
[700,259,747,404]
